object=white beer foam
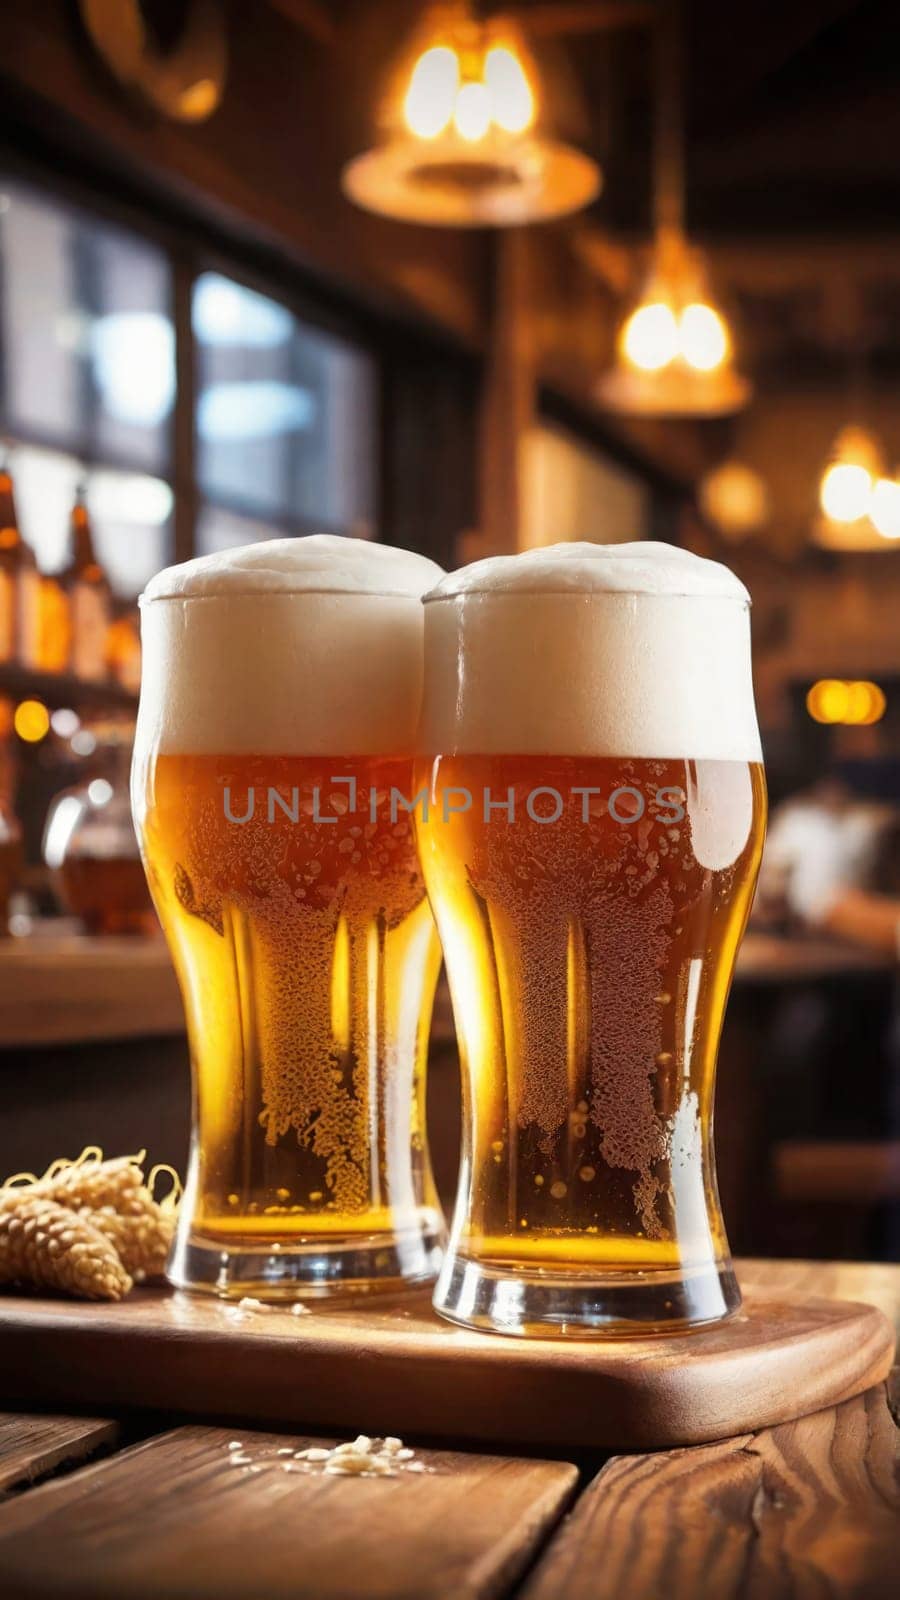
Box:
[143,534,444,601]
[420,541,762,761]
[138,536,444,755]
[425,540,750,602]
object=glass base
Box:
[168,1216,445,1302]
[432,1252,741,1338]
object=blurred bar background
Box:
[0,0,897,1263]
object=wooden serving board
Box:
[0,1263,892,1452]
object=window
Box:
[0,179,175,598]
[194,273,377,551]
[3,444,173,600]
[0,176,379,597]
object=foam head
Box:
[420,541,762,760]
[138,536,444,755]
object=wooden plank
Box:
[734,932,893,983]
[0,935,183,1046]
[0,1262,893,1453]
[521,1381,900,1600]
[0,1413,118,1494]
[739,1258,900,1336]
[0,1424,577,1600]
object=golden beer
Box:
[133,537,445,1297]
[416,543,766,1334]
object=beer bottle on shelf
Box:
[0,463,41,668]
[0,696,23,932]
[105,607,142,694]
[37,570,72,674]
[60,484,111,682]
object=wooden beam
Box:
[476,232,539,558]
[265,0,338,45]
[502,2,656,38]
[577,224,900,294]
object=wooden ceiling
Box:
[265,0,900,236]
[259,0,900,376]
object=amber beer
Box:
[415,543,766,1335]
[133,537,445,1297]
[58,854,155,936]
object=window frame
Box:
[0,145,388,583]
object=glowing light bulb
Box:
[621,302,679,372]
[14,699,50,743]
[679,303,728,372]
[454,79,492,142]
[484,45,534,134]
[844,682,873,724]
[806,679,850,724]
[869,476,900,539]
[858,682,887,724]
[820,462,872,524]
[404,46,459,139]
[807,679,887,725]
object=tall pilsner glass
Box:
[415,542,766,1336]
[133,536,446,1298]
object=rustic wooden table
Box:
[0,1259,896,1600]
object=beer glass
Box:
[415,542,766,1336]
[133,536,446,1298]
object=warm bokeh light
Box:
[817,427,886,540]
[403,45,459,139]
[618,293,733,383]
[484,45,535,134]
[600,234,747,415]
[87,778,114,808]
[679,302,728,372]
[819,461,872,524]
[807,679,850,723]
[345,25,599,226]
[453,79,492,143]
[869,476,900,539]
[14,698,50,743]
[50,707,80,738]
[806,679,887,725]
[843,682,879,724]
[403,39,535,146]
[621,302,680,372]
[699,460,769,540]
[858,682,887,724]
[178,78,219,122]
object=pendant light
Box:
[813,424,900,551]
[598,0,749,417]
[341,2,600,228]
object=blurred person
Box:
[762,777,900,1261]
[760,778,900,956]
